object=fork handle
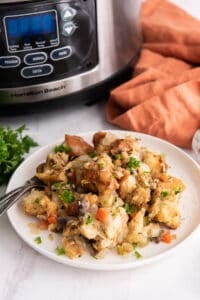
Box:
[0,186,24,203]
[0,184,44,217]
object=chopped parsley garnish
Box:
[98,162,105,170]
[132,243,142,259]
[125,203,136,215]
[54,144,71,153]
[112,207,120,217]
[51,182,66,191]
[34,236,42,244]
[160,191,169,197]
[56,246,65,256]
[60,190,75,203]
[174,187,181,195]
[34,198,41,204]
[134,250,142,259]
[132,243,138,250]
[88,152,98,158]
[115,153,122,160]
[0,125,38,186]
[102,199,109,206]
[85,215,93,225]
[127,157,140,172]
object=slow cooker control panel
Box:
[0,0,98,88]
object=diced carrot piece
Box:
[161,230,173,244]
[38,220,49,230]
[96,208,108,223]
[47,215,57,224]
[130,212,137,219]
[159,173,169,182]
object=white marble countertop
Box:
[0,1,200,300]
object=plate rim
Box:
[6,130,200,271]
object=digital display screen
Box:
[4,11,59,52]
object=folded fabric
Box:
[106,0,200,148]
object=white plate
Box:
[7,130,200,271]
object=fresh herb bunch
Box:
[0,125,38,185]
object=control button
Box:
[21,64,53,79]
[23,37,31,45]
[36,36,44,42]
[0,56,21,68]
[61,7,77,21]
[50,46,72,61]
[24,52,47,65]
[62,22,78,37]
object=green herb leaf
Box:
[98,163,105,170]
[54,144,71,153]
[174,187,181,195]
[34,236,42,244]
[127,157,140,172]
[88,152,98,158]
[85,215,93,225]
[22,135,38,152]
[16,124,27,134]
[56,246,65,256]
[60,190,75,203]
[134,250,142,259]
[34,198,41,204]
[160,191,169,197]
[132,243,138,250]
[115,153,122,160]
[51,182,66,191]
[125,203,136,215]
[0,125,38,186]
[112,207,120,217]
[132,243,142,259]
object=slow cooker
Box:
[0,0,141,107]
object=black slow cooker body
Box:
[0,0,142,113]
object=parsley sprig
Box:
[125,203,136,215]
[0,125,38,185]
[132,243,142,259]
[59,190,75,203]
[85,215,93,225]
[54,144,71,153]
[127,157,140,173]
[160,191,169,198]
[56,246,65,256]
[34,236,42,244]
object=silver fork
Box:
[0,177,45,216]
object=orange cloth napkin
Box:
[106,0,200,148]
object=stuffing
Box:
[36,152,69,184]
[119,174,137,199]
[149,176,185,229]
[128,185,151,206]
[126,208,161,247]
[142,150,168,178]
[22,131,185,260]
[22,189,57,218]
[65,134,94,157]
[93,131,117,153]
